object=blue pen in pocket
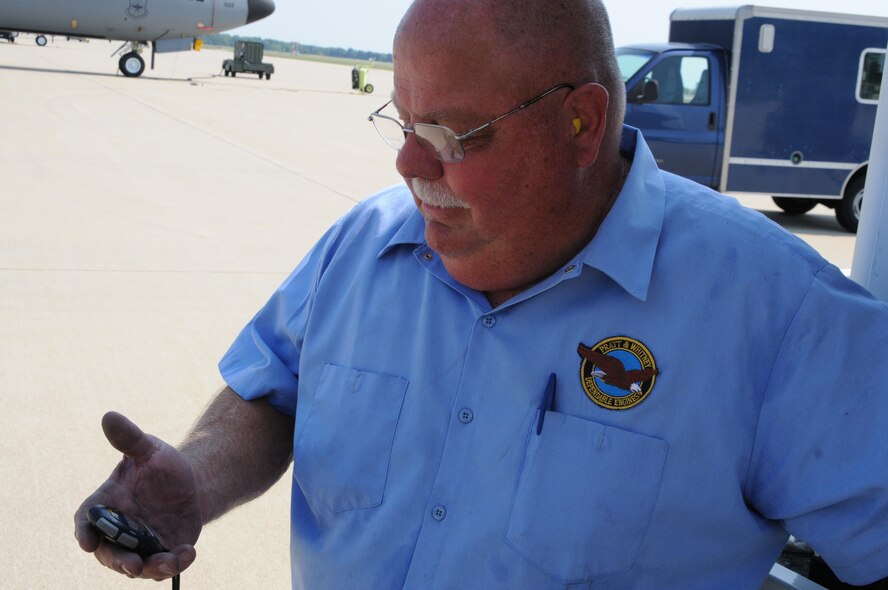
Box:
[535,373,557,435]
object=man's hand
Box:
[75,388,295,579]
[74,412,202,580]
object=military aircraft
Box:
[0,0,275,77]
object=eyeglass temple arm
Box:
[368,100,394,121]
[454,83,575,140]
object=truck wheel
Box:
[772,197,817,215]
[231,71,236,77]
[836,176,864,233]
[36,35,47,46]
[364,84,374,94]
[265,73,271,80]
[257,73,263,79]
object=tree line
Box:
[202,33,393,63]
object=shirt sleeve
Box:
[218,217,347,416]
[745,264,888,585]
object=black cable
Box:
[172,574,180,590]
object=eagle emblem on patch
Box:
[578,337,659,410]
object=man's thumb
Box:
[102,411,155,459]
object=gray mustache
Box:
[411,179,470,209]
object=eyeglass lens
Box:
[370,115,465,162]
[371,115,407,150]
[415,126,463,162]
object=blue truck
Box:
[617,6,888,232]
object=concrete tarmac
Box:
[0,35,858,589]
[1,36,400,590]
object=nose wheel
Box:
[119,51,145,77]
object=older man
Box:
[76,0,888,588]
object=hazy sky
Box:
[235,0,888,55]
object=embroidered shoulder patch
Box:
[577,337,659,410]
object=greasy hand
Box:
[74,411,202,580]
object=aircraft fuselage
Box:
[0,0,274,76]
[0,0,251,42]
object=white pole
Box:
[851,46,888,302]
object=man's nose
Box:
[395,134,444,181]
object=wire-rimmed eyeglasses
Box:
[368,83,575,163]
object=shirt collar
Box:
[377,189,426,258]
[378,126,665,302]
[576,126,665,301]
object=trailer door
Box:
[625,52,722,188]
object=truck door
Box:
[625,52,722,188]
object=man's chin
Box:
[423,222,471,257]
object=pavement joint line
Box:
[84,75,362,205]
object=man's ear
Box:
[566,82,609,167]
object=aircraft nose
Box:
[247,0,275,24]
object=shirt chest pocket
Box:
[294,363,408,514]
[505,412,668,584]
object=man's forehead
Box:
[389,85,492,126]
[391,39,528,121]
[391,54,510,122]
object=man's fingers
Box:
[74,507,101,552]
[93,539,145,578]
[79,499,198,579]
[176,545,197,571]
[143,545,197,580]
[102,411,156,460]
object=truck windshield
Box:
[616,49,656,83]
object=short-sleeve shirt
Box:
[219,127,888,590]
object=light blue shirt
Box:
[219,127,888,589]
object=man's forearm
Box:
[179,386,295,525]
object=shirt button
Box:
[423,252,434,261]
[432,505,447,521]
[482,315,496,328]
[458,408,474,424]
[564,264,577,274]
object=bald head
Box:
[395,0,625,149]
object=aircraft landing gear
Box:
[35,34,48,46]
[112,41,148,77]
[119,52,145,77]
